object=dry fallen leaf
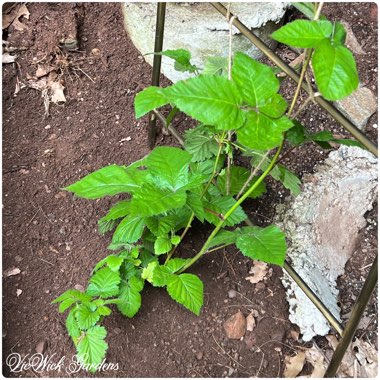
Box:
[36,64,55,78]
[304,344,326,377]
[50,81,66,104]
[290,329,300,341]
[4,267,21,277]
[284,351,306,378]
[246,313,256,332]
[10,4,30,32]
[246,260,272,284]
[2,53,17,63]
[352,338,378,378]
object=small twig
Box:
[72,66,95,83]
[255,351,266,377]
[223,251,236,275]
[212,334,246,368]
[314,2,324,20]
[225,10,237,195]
[153,109,184,146]
[38,257,54,266]
[358,315,376,339]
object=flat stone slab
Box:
[122,2,288,82]
[275,146,378,341]
[334,87,377,131]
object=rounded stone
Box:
[122,2,288,82]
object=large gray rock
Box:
[334,87,377,131]
[122,2,288,82]
[275,146,378,341]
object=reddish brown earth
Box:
[2,2,377,378]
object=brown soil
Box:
[2,2,377,378]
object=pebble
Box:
[74,284,85,292]
[15,255,23,262]
[223,311,246,340]
[228,289,237,299]
[195,351,203,360]
[35,340,47,354]
[246,313,256,332]
[255,282,265,290]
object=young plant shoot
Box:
[53,12,360,371]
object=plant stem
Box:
[287,48,312,118]
[177,141,284,274]
[206,243,234,254]
[236,150,270,200]
[166,106,179,127]
[165,135,225,263]
[202,132,226,196]
[165,212,194,264]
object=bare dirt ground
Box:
[2,2,377,378]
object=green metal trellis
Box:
[146,3,378,377]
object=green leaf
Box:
[146,215,177,237]
[332,22,346,45]
[76,304,101,330]
[156,49,197,73]
[209,229,238,249]
[250,151,301,196]
[271,20,333,48]
[101,200,131,221]
[141,261,158,282]
[87,267,121,298]
[65,165,142,199]
[76,326,108,373]
[52,290,92,313]
[202,56,228,76]
[186,192,206,223]
[66,308,81,341]
[216,165,266,199]
[112,215,146,244]
[165,258,189,273]
[129,184,187,217]
[145,147,192,190]
[236,225,287,266]
[168,206,193,230]
[98,218,119,235]
[190,155,225,177]
[162,75,245,131]
[134,86,168,118]
[171,235,181,245]
[184,127,220,162]
[166,273,204,315]
[154,235,173,255]
[139,249,159,268]
[310,130,334,142]
[232,52,279,106]
[312,40,359,100]
[258,94,288,119]
[94,255,124,272]
[97,305,112,317]
[271,165,301,196]
[333,138,364,148]
[287,121,307,146]
[291,2,316,19]
[117,276,144,318]
[204,194,247,227]
[237,111,293,151]
[151,265,174,287]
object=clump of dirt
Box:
[2,2,377,378]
